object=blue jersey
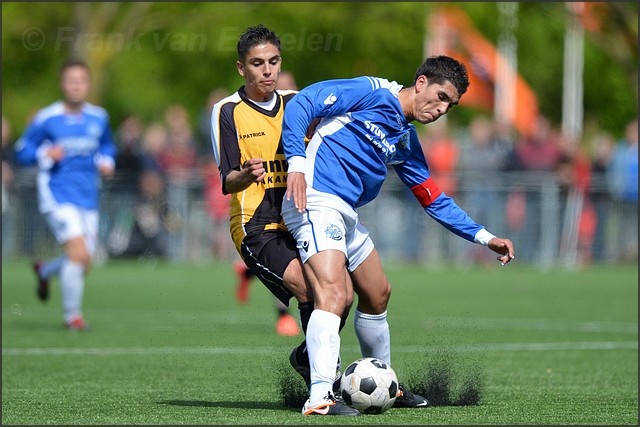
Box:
[282,76,485,243]
[15,101,116,212]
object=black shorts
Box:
[240,228,298,306]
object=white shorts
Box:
[282,187,374,272]
[44,204,99,255]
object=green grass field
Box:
[2,258,638,425]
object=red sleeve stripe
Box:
[410,178,442,207]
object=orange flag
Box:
[429,6,540,138]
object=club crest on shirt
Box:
[324,224,343,241]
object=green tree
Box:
[2,2,637,139]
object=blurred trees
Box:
[2,2,637,138]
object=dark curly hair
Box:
[237,25,281,62]
[414,55,469,95]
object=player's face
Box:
[237,43,282,102]
[413,76,460,124]
[60,66,91,107]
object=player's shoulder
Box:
[82,102,110,120]
[277,89,298,98]
[213,92,242,115]
[32,101,65,124]
[278,89,299,106]
[215,91,242,108]
[364,77,403,96]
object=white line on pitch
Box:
[2,341,637,356]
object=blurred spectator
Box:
[107,121,170,258]
[2,116,15,257]
[12,109,47,258]
[139,122,169,173]
[276,70,298,91]
[122,169,173,259]
[555,133,594,266]
[421,121,463,264]
[114,114,144,187]
[199,88,233,260]
[458,116,512,264]
[160,104,198,185]
[104,114,144,259]
[159,104,197,262]
[509,115,563,261]
[590,132,615,262]
[423,120,459,196]
[607,119,638,261]
[202,159,233,259]
[511,116,563,171]
[198,88,230,152]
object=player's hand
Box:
[47,145,65,162]
[487,237,515,265]
[286,172,307,213]
[243,158,266,183]
[98,163,115,177]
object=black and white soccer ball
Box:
[339,357,398,414]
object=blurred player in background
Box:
[229,67,302,336]
[15,60,117,331]
[282,55,515,414]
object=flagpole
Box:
[495,2,518,127]
[562,2,584,141]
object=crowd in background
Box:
[2,89,637,267]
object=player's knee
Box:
[316,285,351,315]
[379,281,391,306]
[356,281,391,313]
[345,290,354,309]
[283,265,311,302]
[68,251,91,269]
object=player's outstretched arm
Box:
[487,237,515,265]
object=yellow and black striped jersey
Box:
[211,86,297,251]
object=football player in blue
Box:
[15,60,117,331]
[281,55,515,415]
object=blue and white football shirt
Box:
[282,76,489,244]
[15,101,116,213]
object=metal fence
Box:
[2,167,637,269]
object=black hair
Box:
[237,25,281,62]
[414,55,469,95]
[59,59,90,78]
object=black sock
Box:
[298,301,314,334]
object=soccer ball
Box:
[339,357,398,414]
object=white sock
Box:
[307,309,341,405]
[60,260,85,323]
[40,255,66,279]
[354,309,391,365]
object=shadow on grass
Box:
[158,400,299,412]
